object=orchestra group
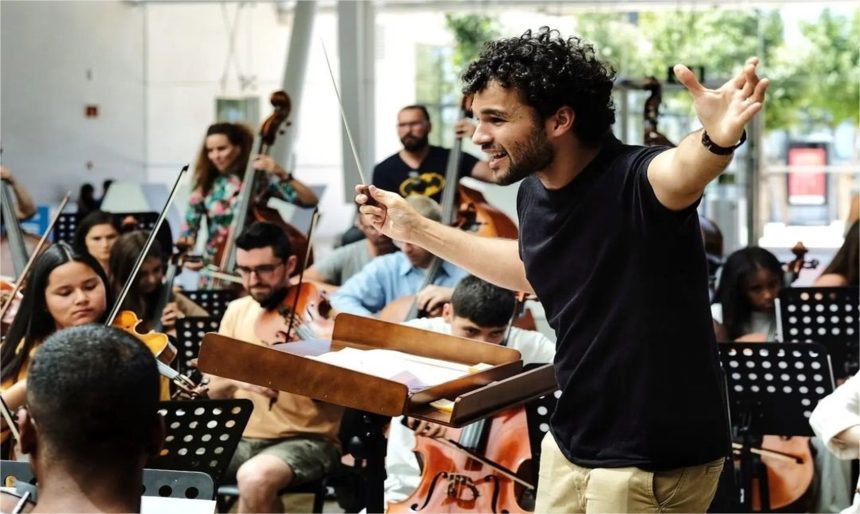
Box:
[1,27,858,514]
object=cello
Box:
[0,177,41,280]
[215,91,312,280]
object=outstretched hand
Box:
[354,185,424,243]
[674,57,770,148]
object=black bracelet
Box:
[701,130,747,155]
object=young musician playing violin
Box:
[385,275,555,507]
[109,230,207,334]
[330,196,467,317]
[203,221,342,514]
[358,27,769,512]
[0,243,110,451]
[1,324,164,514]
[180,122,318,283]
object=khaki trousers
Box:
[535,433,724,513]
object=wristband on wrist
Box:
[701,129,747,155]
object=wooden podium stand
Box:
[197,313,557,427]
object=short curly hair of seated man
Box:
[24,324,162,469]
[451,275,516,328]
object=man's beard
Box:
[401,133,429,152]
[495,127,554,186]
[255,286,288,310]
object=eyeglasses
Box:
[234,261,284,278]
[397,121,427,129]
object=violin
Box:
[113,310,178,366]
[1,278,22,335]
[254,210,334,344]
[388,409,534,514]
[215,91,312,281]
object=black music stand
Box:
[52,211,162,243]
[777,287,859,380]
[175,317,220,383]
[147,399,252,487]
[522,389,560,511]
[718,342,834,512]
[182,290,237,322]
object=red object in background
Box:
[787,145,827,206]
[85,105,98,117]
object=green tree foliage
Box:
[444,13,499,70]
[795,9,859,126]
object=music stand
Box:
[182,290,237,322]
[175,317,220,383]
[718,342,834,512]
[52,211,162,243]
[147,399,252,487]
[776,287,859,380]
[52,212,79,243]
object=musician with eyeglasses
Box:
[203,221,342,514]
[371,105,494,203]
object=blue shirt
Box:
[330,252,468,316]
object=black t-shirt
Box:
[372,145,479,202]
[517,136,729,470]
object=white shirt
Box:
[810,371,860,514]
[383,317,556,506]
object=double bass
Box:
[379,100,519,322]
[216,91,312,280]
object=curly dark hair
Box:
[193,122,254,195]
[462,27,616,146]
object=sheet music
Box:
[309,347,471,391]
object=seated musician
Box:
[303,206,397,287]
[0,325,164,514]
[0,243,109,452]
[204,221,342,513]
[711,246,782,342]
[109,230,207,334]
[330,196,468,317]
[384,275,555,506]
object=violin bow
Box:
[0,192,71,322]
[285,207,320,340]
[321,40,369,185]
[0,395,20,444]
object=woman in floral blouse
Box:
[180,122,318,285]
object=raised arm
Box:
[356,185,533,293]
[647,57,770,211]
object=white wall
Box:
[1,2,556,245]
[1,0,145,204]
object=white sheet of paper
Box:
[310,347,470,391]
[141,496,216,514]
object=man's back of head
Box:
[21,324,162,511]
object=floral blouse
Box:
[181,173,298,285]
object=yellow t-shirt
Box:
[216,296,342,441]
